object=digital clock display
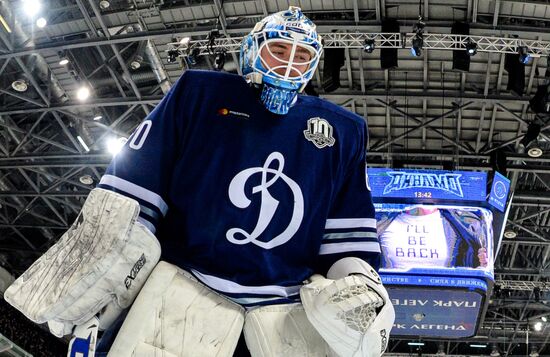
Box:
[414,191,432,198]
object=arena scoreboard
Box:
[369,168,511,338]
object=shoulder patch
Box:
[303,117,335,148]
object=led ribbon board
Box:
[369,168,487,201]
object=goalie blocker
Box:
[4,188,161,337]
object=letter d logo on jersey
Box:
[304,117,335,148]
[226,152,304,249]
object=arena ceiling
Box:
[0,0,550,355]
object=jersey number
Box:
[129,120,152,150]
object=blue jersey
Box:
[99,70,379,307]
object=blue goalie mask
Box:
[240,7,323,115]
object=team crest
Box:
[303,117,335,148]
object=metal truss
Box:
[498,280,550,291]
[167,32,550,57]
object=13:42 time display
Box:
[414,191,433,198]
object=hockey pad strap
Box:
[244,303,330,357]
[4,188,161,337]
[107,262,245,357]
[300,258,395,357]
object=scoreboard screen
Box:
[376,203,494,280]
[368,168,510,338]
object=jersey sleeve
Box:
[98,73,190,234]
[315,122,381,275]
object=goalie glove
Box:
[300,258,394,357]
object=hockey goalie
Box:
[5,7,394,357]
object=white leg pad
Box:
[108,261,245,357]
[244,303,331,357]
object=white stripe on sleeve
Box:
[325,218,376,229]
[318,241,381,255]
[100,174,168,215]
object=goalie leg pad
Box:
[4,188,161,337]
[107,261,245,357]
[244,303,330,357]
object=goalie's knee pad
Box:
[244,303,330,357]
[4,188,161,337]
[108,261,245,357]
[300,258,394,357]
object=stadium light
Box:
[22,0,41,17]
[107,137,127,156]
[466,39,477,56]
[504,229,517,239]
[411,34,423,57]
[76,136,90,152]
[36,17,47,28]
[519,46,531,64]
[77,86,90,101]
[364,38,375,53]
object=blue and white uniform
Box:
[99,69,379,307]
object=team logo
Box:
[494,181,507,199]
[384,171,464,197]
[226,152,304,249]
[304,117,335,148]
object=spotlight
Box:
[58,51,69,65]
[534,321,543,331]
[93,114,103,121]
[130,55,143,70]
[214,50,226,71]
[542,316,548,322]
[504,229,517,239]
[519,46,531,64]
[11,79,28,92]
[411,34,423,57]
[76,86,90,101]
[167,49,179,63]
[22,0,41,17]
[36,17,47,28]
[466,39,477,56]
[364,38,375,53]
[107,137,127,156]
[186,47,201,66]
[79,175,94,185]
[99,0,110,10]
[527,143,543,158]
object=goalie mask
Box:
[240,6,322,115]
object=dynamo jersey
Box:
[99,70,379,307]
